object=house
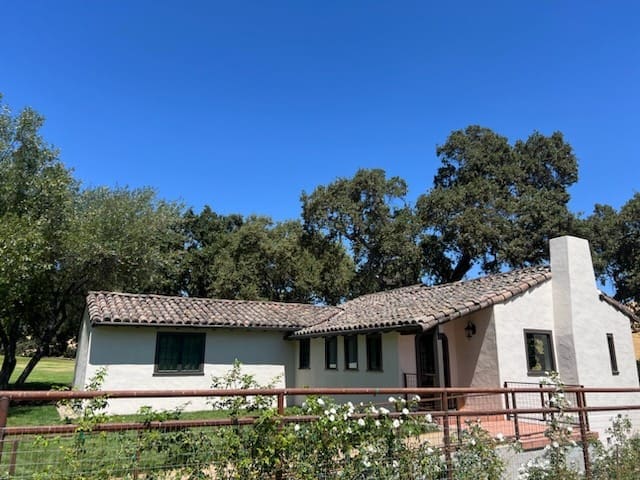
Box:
[73,236,640,435]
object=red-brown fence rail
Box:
[0,386,639,479]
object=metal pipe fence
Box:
[0,386,638,479]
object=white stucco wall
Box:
[550,236,640,436]
[76,325,294,414]
[441,310,498,390]
[293,332,404,405]
[440,310,501,410]
[493,281,556,386]
[398,334,416,382]
[72,311,91,389]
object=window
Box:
[299,338,310,369]
[155,332,205,375]
[524,330,555,375]
[344,335,358,370]
[607,333,619,375]
[325,337,337,370]
[366,334,382,371]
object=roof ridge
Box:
[88,290,331,309]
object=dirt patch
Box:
[633,332,640,361]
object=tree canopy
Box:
[416,126,579,283]
[583,194,640,307]
[0,96,186,387]
[181,207,353,305]
[301,168,422,297]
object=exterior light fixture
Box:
[465,321,476,339]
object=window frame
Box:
[606,333,619,376]
[325,336,338,370]
[154,332,206,376]
[344,335,358,370]
[366,333,383,372]
[524,329,556,376]
[299,338,311,370]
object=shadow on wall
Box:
[88,327,295,366]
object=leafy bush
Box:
[453,419,508,480]
[592,414,640,480]
[517,372,582,480]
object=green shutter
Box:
[157,334,180,371]
[181,334,204,371]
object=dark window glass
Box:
[366,334,382,371]
[155,333,205,374]
[344,335,358,370]
[325,337,337,370]
[524,330,555,375]
[299,338,310,369]
[607,333,619,375]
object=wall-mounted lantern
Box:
[465,321,476,339]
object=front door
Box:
[416,331,438,387]
[416,330,451,388]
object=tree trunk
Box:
[14,348,45,386]
[0,340,17,390]
[449,252,473,283]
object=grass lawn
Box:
[2,356,74,427]
[2,356,284,427]
[5,355,75,390]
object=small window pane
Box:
[299,339,310,369]
[155,333,205,374]
[525,331,555,375]
[157,334,181,371]
[366,334,382,371]
[607,333,619,375]
[344,335,358,370]
[182,335,205,371]
[325,337,337,370]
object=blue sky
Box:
[2,1,639,221]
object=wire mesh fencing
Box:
[0,385,638,479]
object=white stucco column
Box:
[549,236,599,385]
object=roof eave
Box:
[290,324,422,339]
[90,320,302,332]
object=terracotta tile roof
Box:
[87,266,553,335]
[292,266,553,337]
[86,291,340,330]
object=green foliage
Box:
[58,367,109,427]
[209,359,280,416]
[417,126,578,283]
[288,395,443,480]
[302,168,422,296]
[453,419,508,480]
[182,207,353,304]
[0,95,186,387]
[517,372,581,480]
[592,414,640,480]
[584,193,640,306]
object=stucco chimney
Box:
[549,236,599,385]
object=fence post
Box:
[540,384,547,421]
[442,391,453,480]
[277,392,285,416]
[8,440,18,476]
[133,431,141,479]
[511,391,520,440]
[0,396,9,464]
[503,382,510,420]
[275,392,285,480]
[576,389,592,479]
